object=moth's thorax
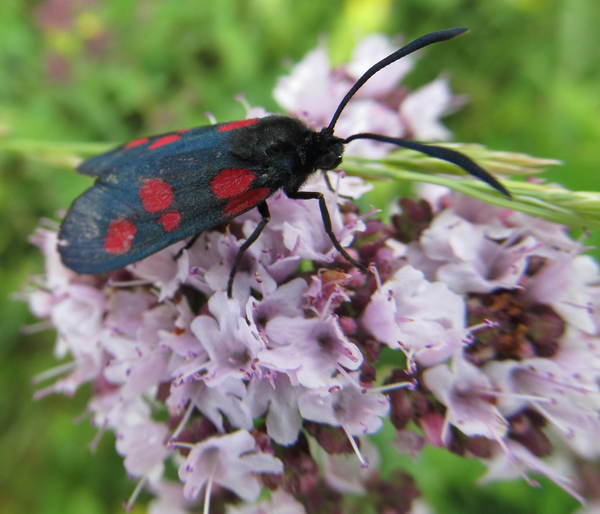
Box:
[229,116,344,193]
[229,116,310,162]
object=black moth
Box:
[58,28,509,296]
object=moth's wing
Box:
[59,124,274,274]
[58,172,222,274]
[77,125,216,178]
[77,118,261,178]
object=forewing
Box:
[77,125,216,178]
[59,120,275,274]
[77,118,260,178]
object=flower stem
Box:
[342,153,600,230]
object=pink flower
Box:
[178,430,283,502]
[362,265,467,366]
[334,99,404,158]
[116,420,170,481]
[273,45,346,128]
[314,437,380,494]
[407,208,536,294]
[298,373,389,436]
[30,228,77,290]
[188,292,263,386]
[168,377,253,433]
[486,357,600,458]
[102,302,174,399]
[423,355,508,443]
[131,242,189,300]
[525,254,597,333]
[246,278,306,331]
[346,34,413,98]
[260,315,363,388]
[245,373,304,445]
[400,77,464,141]
[186,231,278,298]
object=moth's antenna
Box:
[344,132,511,197]
[324,27,468,135]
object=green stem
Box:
[342,158,600,230]
[1,138,112,157]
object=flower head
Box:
[24,32,600,513]
[178,430,283,502]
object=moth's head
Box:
[310,129,344,171]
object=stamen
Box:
[370,264,382,290]
[176,359,210,383]
[500,440,585,504]
[32,384,59,400]
[203,473,213,514]
[234,93,251,113]
[335,365,362,389]
[89,424,107,452]
[125,476,147,512]
[204,112,217,124]
[441,415,452,446]
[202,460,219,514]
[467,320,496,335]
[320,286,349,319]
[342,425,368,468]
[397,343,418,375]
[20,320,53,334]
[523,368,596,394]
[485,390,553,404]
[10,291,31,302]
[32,361,76,384]
[39,217,61,230]
[169,441,194,450]
[369,381,414,394]
[560,299,594,314]
[533,404,576,437]
[170,401,194,442]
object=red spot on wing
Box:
[217,118,258,132]
[139,178,174,212]
[104,219,136,254]
[124,137,149,149]
[149,134,181,149]
[224,187,271,216]
[210,168,256,199]
[158,210,181,231]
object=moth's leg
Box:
[286,190,366,272]
[227,201,271,297]
[323,171,336,192]
[174,232,202,260]
[322,171,353,201]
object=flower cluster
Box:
[26,34,600,513]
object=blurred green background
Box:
[1,0,598,512]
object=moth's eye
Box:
[315,151,342,170]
